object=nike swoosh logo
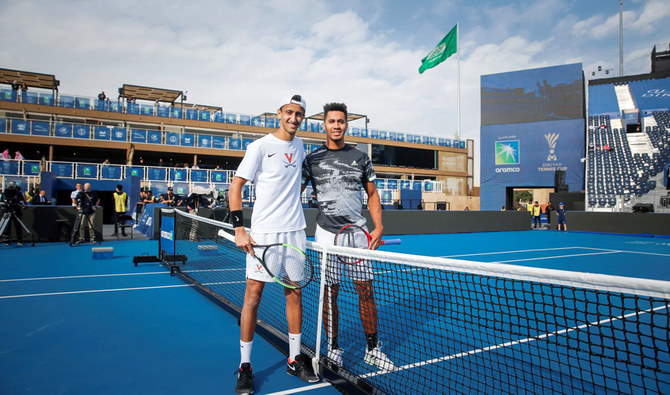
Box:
[287,364,296,371]
[268,153,276,157]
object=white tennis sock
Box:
[288,333,301,361]
[240,340,253,367]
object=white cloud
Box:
[631,0,670,33]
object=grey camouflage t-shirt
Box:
[302,144,376,233]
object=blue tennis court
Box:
[1,228,669,394]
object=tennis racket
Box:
[215,230,314,289]
[252,243,314,289]
[334,224,401,264]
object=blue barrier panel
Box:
[438,138,446,146]
[198,134,211,148]
[146,167,167,181]
[370,129,380,139]
[412,181,422,190]
[186,109,197,120]
[101,165,122,179]
[94,99,108,111]
[125,166,144,178]
[400,180,411,190]
[74,97,90,109]
[24,92,38,104]
[136,203,166,239]
[242,138,254,150]
[213,111,224,123]
[350,127,361,137]
[212,136,226,149]
[423,181,434,192]
[77,164,98,178]
[147,130,162,144]
[397,133,405,142]
[23,161,41,176]
[239,115,251,125]
[109,101,122,113]
[265,118,277,128]
[360,128,368,137]
[59,96,74,108]
[211,171,228,183]
[127,103,139,114]
[421,136,430,144]
[51,163,73,177]
[0,118,5,133]
[229,138,241,150]
[73,125,90,139]
[309,122,320,133]
[111,127,127,141]
[299,121,307,131]
[11,120,30,134]
[0,161,20,175]
[157,106,170,117]
[199,110,210,122]
[166,132,180,146]
[375,179,386,189]
[39,94,53,106]
[225,113,237,124]
[31,121,50,136]
[140,105,153,116]
[0,89,17,102]
[430,137,437,145]
[380,131,388,140]
[170,107,182,119]
[460,141,466,148]
[170,168,188,182]
[389,132,397,141]
[190,169,208,182]
[445,139,452,147]
[181,133,195,146]
[55,123,73,138]
[131,129,147,143]
[387,179,398,190]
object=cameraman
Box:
[75,182,100,244]
[0,182,26,245]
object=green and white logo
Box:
[495,140,519,165]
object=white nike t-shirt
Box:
[235,133,306,233]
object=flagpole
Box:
[456,21,461,142]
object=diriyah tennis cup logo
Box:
[545,133,559,161]
[495,140,520,165]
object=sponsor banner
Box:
[480,118,584,210]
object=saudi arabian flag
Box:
[419,24,458,74]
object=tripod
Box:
[69,210,99,246]
[0,209,35,246]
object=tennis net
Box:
[161,209,670,394]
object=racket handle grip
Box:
[380,238,402,245]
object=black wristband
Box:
[231,210,244,228]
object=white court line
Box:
[497,250,621,263]
[580,247,670,258]
[439,246,590,258]
[265,382,334,394]
[0,268,244,283]
[0,271,168,283]
[360,302,669,379]
[0,280,247,299]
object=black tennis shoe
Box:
[286,354,319,383]
[234,362,254,394]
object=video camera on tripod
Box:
[0,181,34,246]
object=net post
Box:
[313,244,329,375]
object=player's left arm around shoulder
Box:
[364,181,383,250]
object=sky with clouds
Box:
[1,0,669,184]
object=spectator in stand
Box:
[71,182,83,207]
[143,190,156,205]
[158,158,164,167]
[24,186,36,203]
[191,162,199,169]
[98,91,107,101]
[500,205,506,211]
[21,82,27,94]
[135,188,148,222]
[32,189,51,205]
[11,80,20,91]
[464,206,470,211]
[101,159,110,165]
[545,201,555,226]
[531,201,542,229]
[161,187,181,207]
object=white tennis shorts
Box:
[246,229,306,283]
[314,224,374,286]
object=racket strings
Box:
[263,244,312,288]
